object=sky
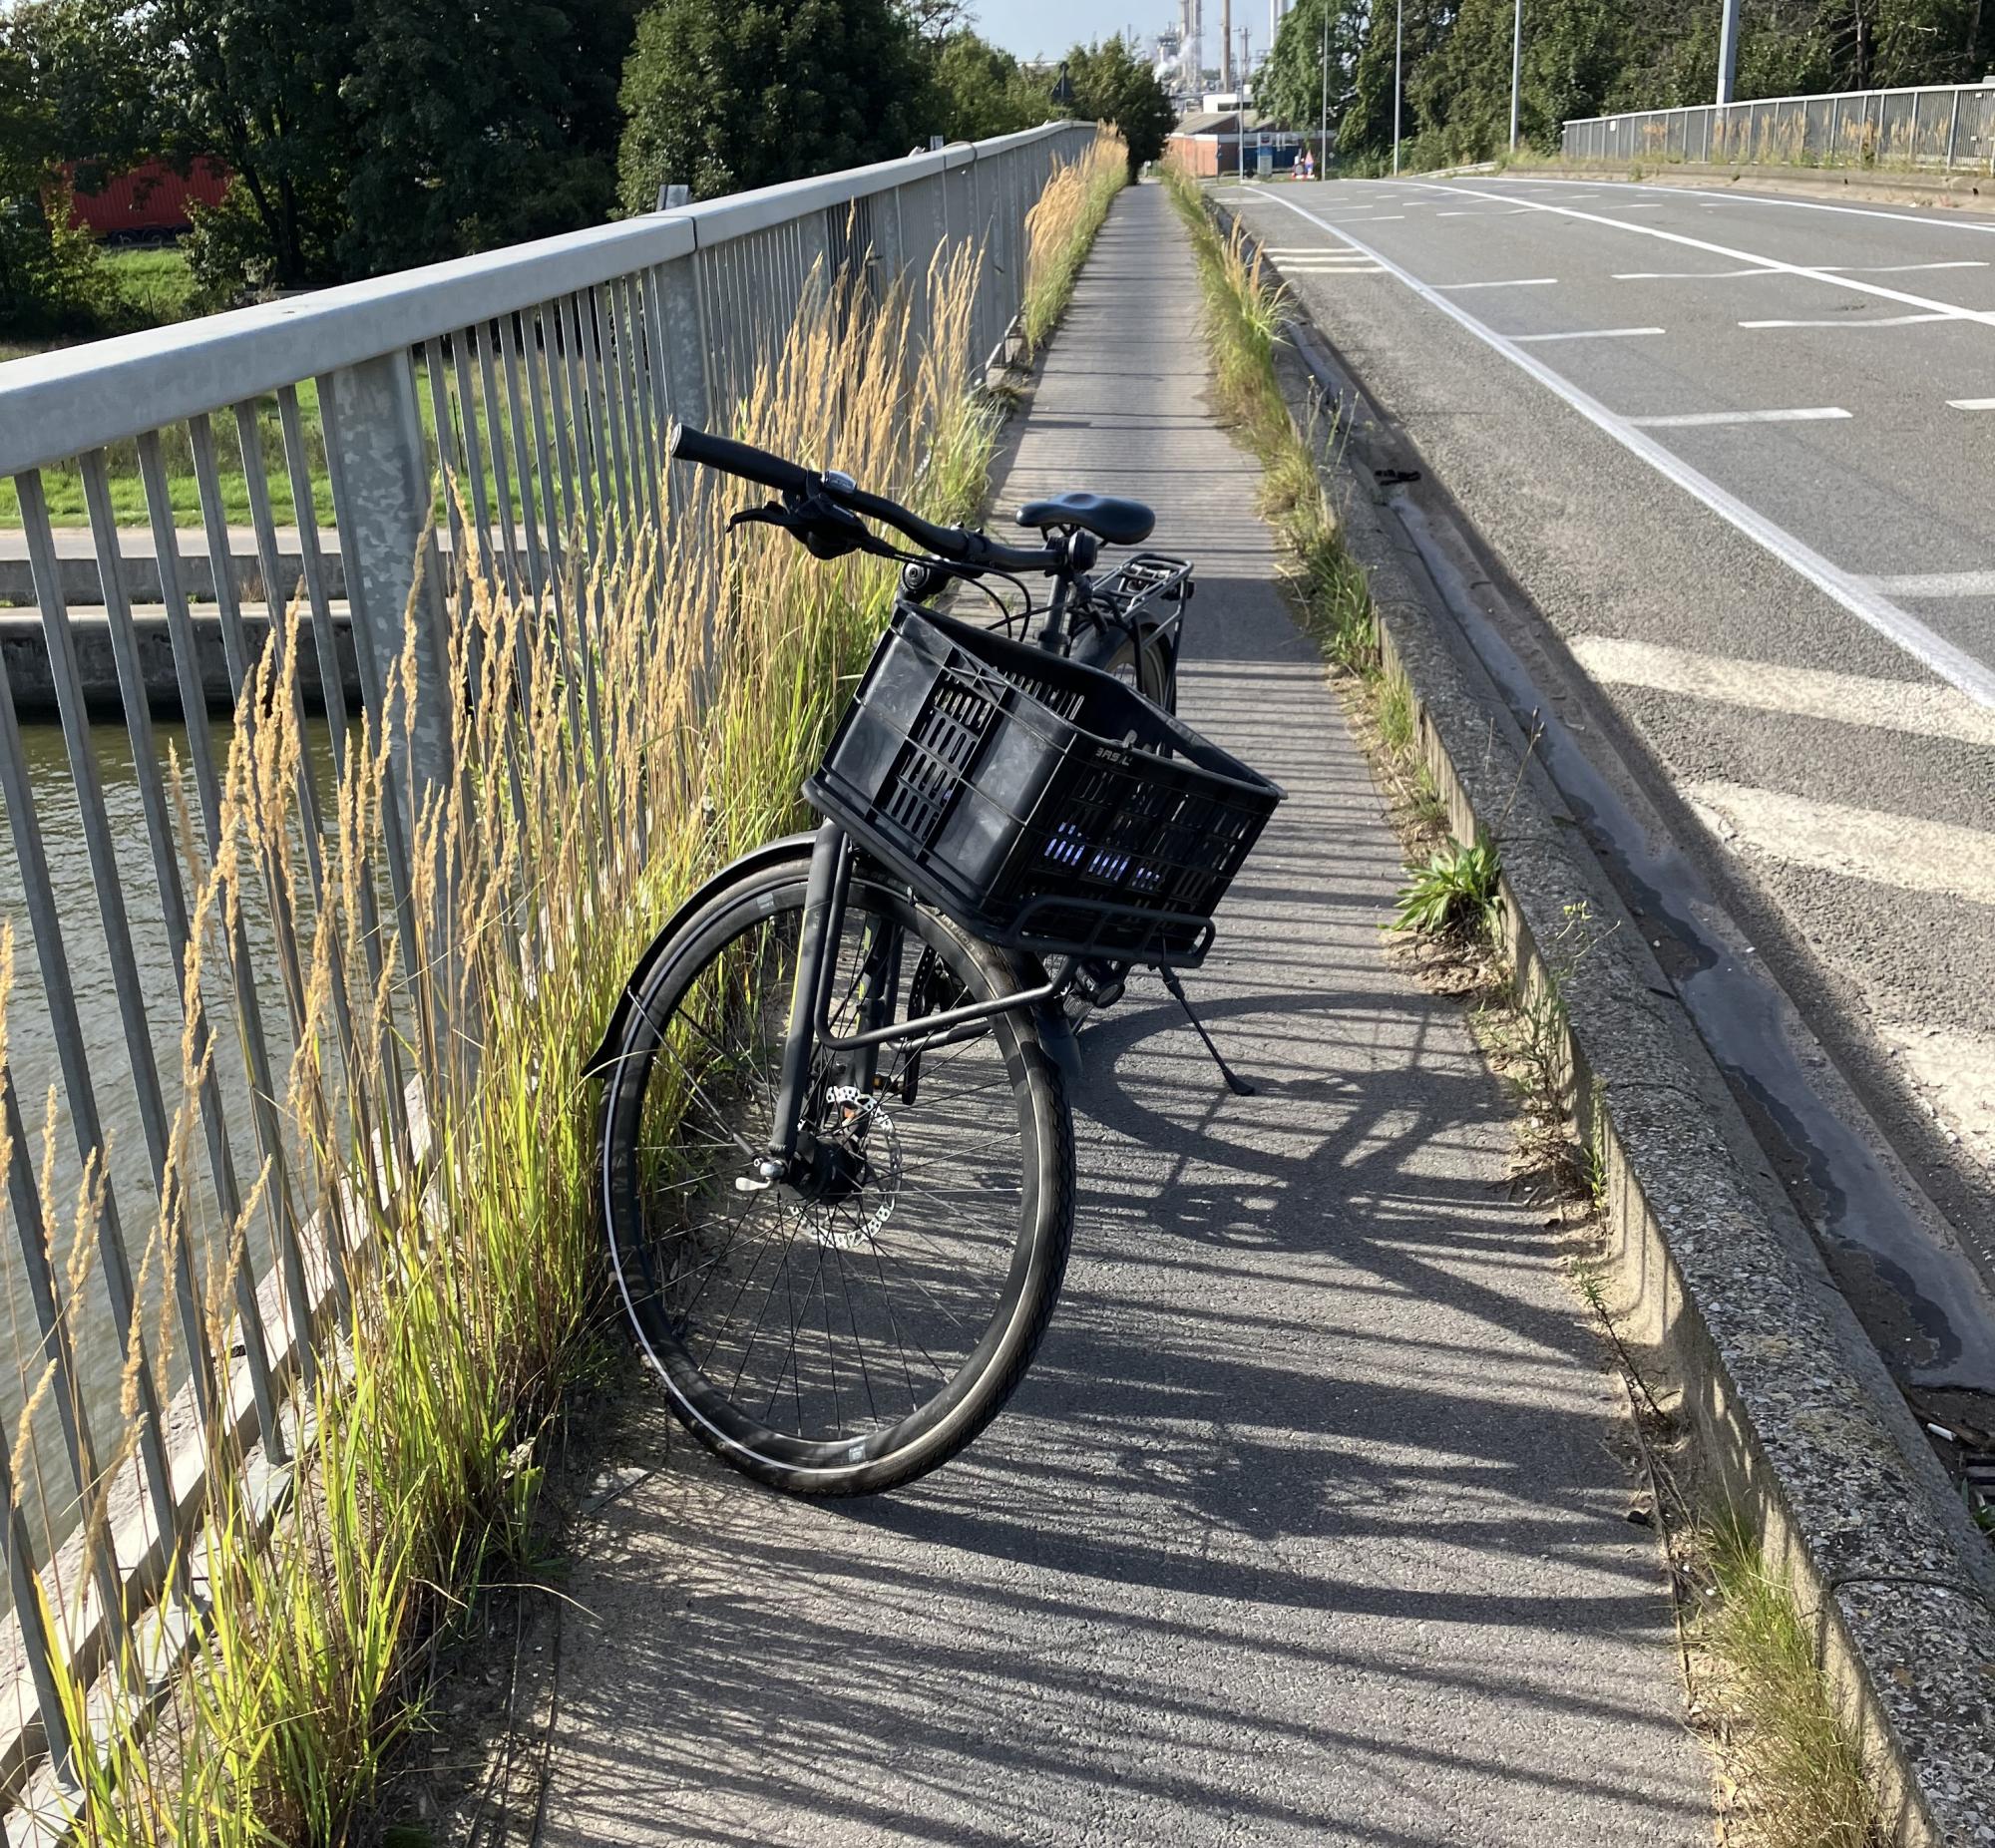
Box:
[970,1,1166,61]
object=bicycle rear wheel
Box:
[598,846,1074,1496]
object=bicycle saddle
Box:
[1015,493,1155,548]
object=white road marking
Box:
[1884,1026,1995,1158]
[1820,260,1992,274]
[1568,635,1995,747]
[1868,570,1995,597]
[1625,407,1851,427]
[1511,326,1666,342]
[1740,312,1952,329]
[1241,186,1995,708]
[1617,260,1991,280]
[1485,176,1995,238]
[1434,277,1560,290]
[1412,180,1995,328]
[1614,266,1783,279]
[1949,397,1995,410]
[1683,780,1995,905]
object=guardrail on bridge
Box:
[1561,81,1995,172]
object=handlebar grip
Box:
[669,424,814,498]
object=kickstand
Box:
[1158,966,1256,1097]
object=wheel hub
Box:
[788,1086,901,1249]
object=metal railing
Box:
[0,117,1092,1809]
[1561,81,1995,172]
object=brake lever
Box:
[725,492,875,561]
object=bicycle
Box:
[593,425,1284,1497]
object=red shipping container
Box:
[65,159,231,238]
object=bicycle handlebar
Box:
[669,423,1060,575]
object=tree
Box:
[1061,36,1174,173]
[929,30,1045,142]
[618,0,932,207]
[0,8,110,334]
[1261,0,1369,148]
[341,0,635,275]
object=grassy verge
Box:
[1021,131,1129,353]
[1162,154,1890,1848]
[1,153,1128,1843]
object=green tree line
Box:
[0,0,1171,339]
[1262,0,1995,169]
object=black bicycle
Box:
[593,425,1283,1496]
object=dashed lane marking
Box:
[1567,635,1995,747]
[1240,186,1995,708]
[1410,179,1995,328]
[1684,780,1995,905]
[1868,570,1995,597]
[1740,313,1953,329]
[1949,398,1995,410]
[1433,277,1560,290]
[1625,407,1851,427]
[1511,326,1665,342]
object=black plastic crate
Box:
[804,603,1284,966]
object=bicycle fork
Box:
[748,821,1060,1190]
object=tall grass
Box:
[1021,131,1129,353]
[4,238,1006,1844]
[1159,157,1379,678]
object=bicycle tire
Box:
[598,844,1075,1497]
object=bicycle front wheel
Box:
[598,847,1074,1496]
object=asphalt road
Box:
[536,185,1709,1848]
[1228,174,1995,1387]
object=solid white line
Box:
[1868,570,1995,597]
[1626,407,1851,427]
[1568,635,1995,747]
[1241,186,1995,708]
[1413,180,1995,328]
[1434,277,1560,290]
[1512,326,1665,342]
[1684,780,1995,904]
[1949,397,1995,410]
[1739,313,1952,328]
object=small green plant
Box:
[1394,838,1500,940]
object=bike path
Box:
[534,181,1712,1847]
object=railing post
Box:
[654,251,710,435]
[320,349,452,800]
[1945,87,1962,169]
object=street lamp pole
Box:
[1392,0,1403,175]
[1509,0,1522,152]
[1320,1,1330,173]
[1717,0,1741,106]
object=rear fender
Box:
[587,832,817,1077]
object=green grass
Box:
[103,244,198,324]
[1698,1513,1886,1848]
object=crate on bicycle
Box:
[806,604,1284,967]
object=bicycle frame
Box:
[761,821,1060,1171]
[755,558,1190,1181]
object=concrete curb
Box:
[1211,206,1995,1847]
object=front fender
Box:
[586,832,818,1077]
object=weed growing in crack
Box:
[1394,839,1500,941]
